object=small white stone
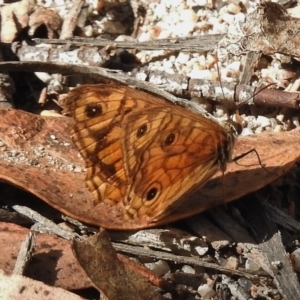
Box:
[179,9,198,23]
[221,13,235,24]
[227,0,241,4]
[225,256,239,270]
[176,52,191,65]
[189,62,205,72]
[244,115,257,130]
[83,25,93,37]
[213,105,228,119]
[35,72,53,84]
[54,0,65,6]
[157,29,172,39]
[187,0,208,6]
[227,61,241,74]
[238,277,252,290]
[276,114,284,123]
[173,21,195,36]
[138,32,151,42]
[144,260,170,277]
[181,265,195,274]
[153,4,167,19]
[187,69,212,79]
[240,127,254,136]
[255,126,263,134]
[227,3,241,14]
[256,115,271,128]
[50,134,56,140]
[197,284,216,299]
[73,166,83,173]
[269,118,278,129]
[235,12,246,22]
[194,245,209,256]
[292,117,300,127]
[162,59,173,70]
[245,258,261,272]
[291,249,300,272]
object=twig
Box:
[34,35,225,52]
[13,232,35,275]
[12,205,78,240]
[112,242,268,280]
[60,0,84,40]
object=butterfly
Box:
[65,84,236,224]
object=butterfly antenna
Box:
[236,83,276,107]
[216,60,227,102]
[233,148,279,177]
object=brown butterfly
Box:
[65,84,235,223]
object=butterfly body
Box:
[65,84,235,223]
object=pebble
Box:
[224,256,239,270]
[291,248,300,272]
[240,127,254,136]
[292,117,300,127]
[276,114,285,123]
[245,258,262,273]
[181,265,195,274]
[187,69,212,79]
[221,12,236,24]
[274,125,284,132]
[238,277,252,291]
[256,115,271,128]
[213,105,229,119]
[227,3,241,14]
[176,52,191,65]
[144,260,170,277]
[197,284,216,299]
[179,9,198,23]
[187,0,209,6]
[162,60,174,73]
[73,166,83,173]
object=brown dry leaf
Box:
[72,229,162,300]
[223,2,300,57]
[0,270,84,300]
[0,0,34,43]
[0,0,62,43]
[0,222,92,290]
[28,7,62,39]
[0,108,300,229]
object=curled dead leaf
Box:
[0,108,299,229]
[72,230,162,300]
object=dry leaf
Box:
[0,222,92,290]
[72,229,162,300]
[28,7,62,38]
[0,108,300,229]
[0,0,62,43]
[0,270,84,300]
[221,2,300,57]
[243,2,300,56]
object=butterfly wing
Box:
[65,83,234,223]
[65,84,178,207]
[122,105,232,221]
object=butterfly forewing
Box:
[65,84,235,223]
